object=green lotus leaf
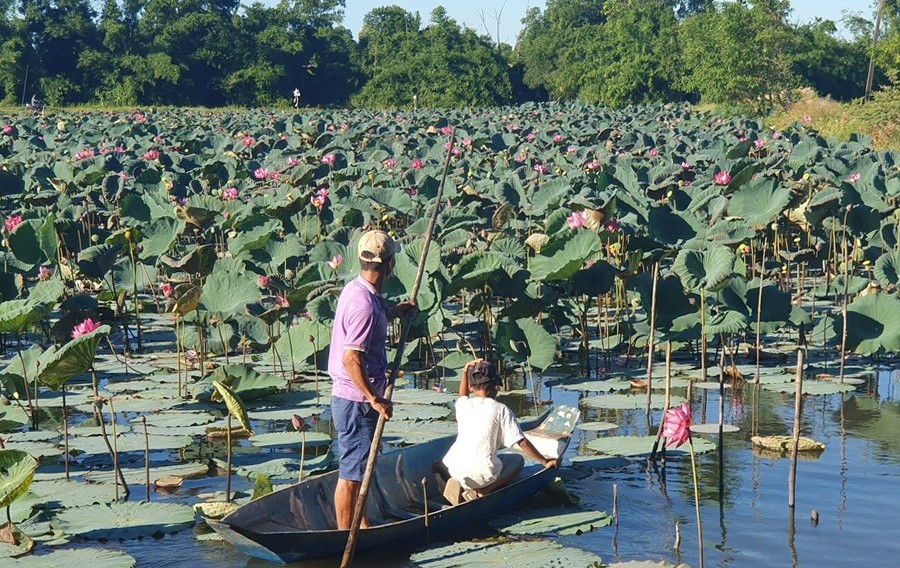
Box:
[24,479,116,509]
[0,449,38,508]
[703,309,747,336]
[215,453,333,481]
[212,380,253,434]
[558,379,632,392]
[28,276,65,305]
[529,229,600,282]
[832,293,900,355]
[67,432,193,455]
[197,364,284,401]
[410,539,603,568]
[451,251,506,287]
[0,300,51,333]
[647,205,702,247]
[7,219,50,265]
[490,507,613,535]
[36,325,110,390]
[727,177,792,228]
[673,245,735,291]
[200,262,261,318]
[160,244,217,276]
[586,434,716,457]
[761,381,856,395]
[268,316,331,366]
[5,548,136,567]
[874,250,900,288]
[83,462,209,485]
[391,403,452,421]
[248,431,332,448]
[575,421,620,432]
[51,502,195,540]
[76,244,121,279]
[0,405,29,432]
[581,393,684,410]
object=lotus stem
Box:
[755,239,767,384]
[613,483,619,527]
[96,400,128,500]
[128,241,142,351]
[62,385,69,481]
[226,414,233,502]
[141,416,151,502]
[195,308,206,379]
[299,430,306,484]
[700,292,707,382]
[285,315,296,384]
[688,437,704,568]
[217,321,229,365]
[16,345,36,430]
[674,520,682,553]
[422,476,430,529]
[789,350,803,508]
[175,317,182,398]
[649,342,672,463]
[646,263,659,416]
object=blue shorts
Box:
[332,396,379,482]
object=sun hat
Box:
[468,359,500,387]
[357,230,398,263]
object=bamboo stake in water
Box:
[649,342,672,463]
[789,350,804,509]
[755,239,767,384]
[142,416,150,502]
[645,263,659,416]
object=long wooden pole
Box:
[788,350,804,508]
[340,130,456,568]
[865,0,886,100]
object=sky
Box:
[337,1,873,44]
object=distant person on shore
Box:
[292,87,301,109]
[441,359,558,505]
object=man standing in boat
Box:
[329,230,416,529]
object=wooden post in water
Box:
[755,239,767,384]
[645,263,659,416]
[789,350,804,508]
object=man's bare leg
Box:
[334,478,370,529]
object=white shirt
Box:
[442,396,525,490]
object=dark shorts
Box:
[332,396,379,482]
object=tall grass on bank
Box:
[768,86,900,151]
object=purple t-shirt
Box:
[328,276,389,402]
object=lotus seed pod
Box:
[284,269,294,279]
[770,223,778,231]
[91,234,99,243]
[124,229,132,240]
[229,230,238,238]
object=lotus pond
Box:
[0,103,898,567]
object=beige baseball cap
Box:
[357,230,398,263]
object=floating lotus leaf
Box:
[36,325,111,390]
[25,479,116,509]
[131,410,216,429]
[0,450,38,509]
[558,379,632,392]
[67,432,192,455]
[575,422,619,432]
[760,381,856,395]
[248,431,331,448]
[391,389,456,405]
[51,502,195,540]
[581,393,684,410]
[83,462,209,485]
[392,403,452,421]
[489,507,612,535]
[1,439,62,459]
[569,455,631,468]
[586,435,716,456]
[214,453,332,481]
[410,539,603,568]
[383,420,458,445]
[605,561,690,568]
[690,423,740,434]
[751,435,825,452]
[5,548,135,567]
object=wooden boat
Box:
[207,405,580,564]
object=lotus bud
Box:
[846,204,853,212]
[793,237,800,243]
[770,223,778,231]
[292,414,305,431]
[308,335,315,343]
[124,229,132,241]
[803,173,810,181]
[284,269,294,280]
[90,234,99,243]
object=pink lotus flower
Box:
[383,157,397,169]
[533,163,548,175]
[4,215,22,232]
[321,153,336,165]
[311,187,329,209]
[38,266,53,281]
[161,282,174,298]
[754,138,766,149]
[406,187,418,196]
[662,401,693,448]
[292,414,306,431]
[71,318,102,339]
[586,160,600,171]
[440,126,453,136]
[254,167,270,180]
[258,275,272,288]
[115,145,126,154]
[514,154,526,162]
[648,148,659,157]
[269,171,281,181]
[222,187,238,201]
[275,294,290,308]
[772,131,782,139]
[75,148,95,160]
[176,197,189,206]
[411,159,423,170]
[143,149,159,160]
[604,219,621,232]
[567,145,577,154]
[526,132,536,142]
[3,124,13,134]
[566,211,588,230]
[327,254,343,271]
[714,170,732,185]
[99,146,109,155]
[286,157,300,168]
[462,138,472,148]
[802,115,812,124]
[242,135,255,147]
[552,134,563,144]
[847,173,861,183]
[133,112,147,123]
[681,162,692,170]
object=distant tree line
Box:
[0,0,897,111]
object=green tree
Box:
[791,19,870,100]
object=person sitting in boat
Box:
[441,359,558,505]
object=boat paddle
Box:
[340,129,456,568]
